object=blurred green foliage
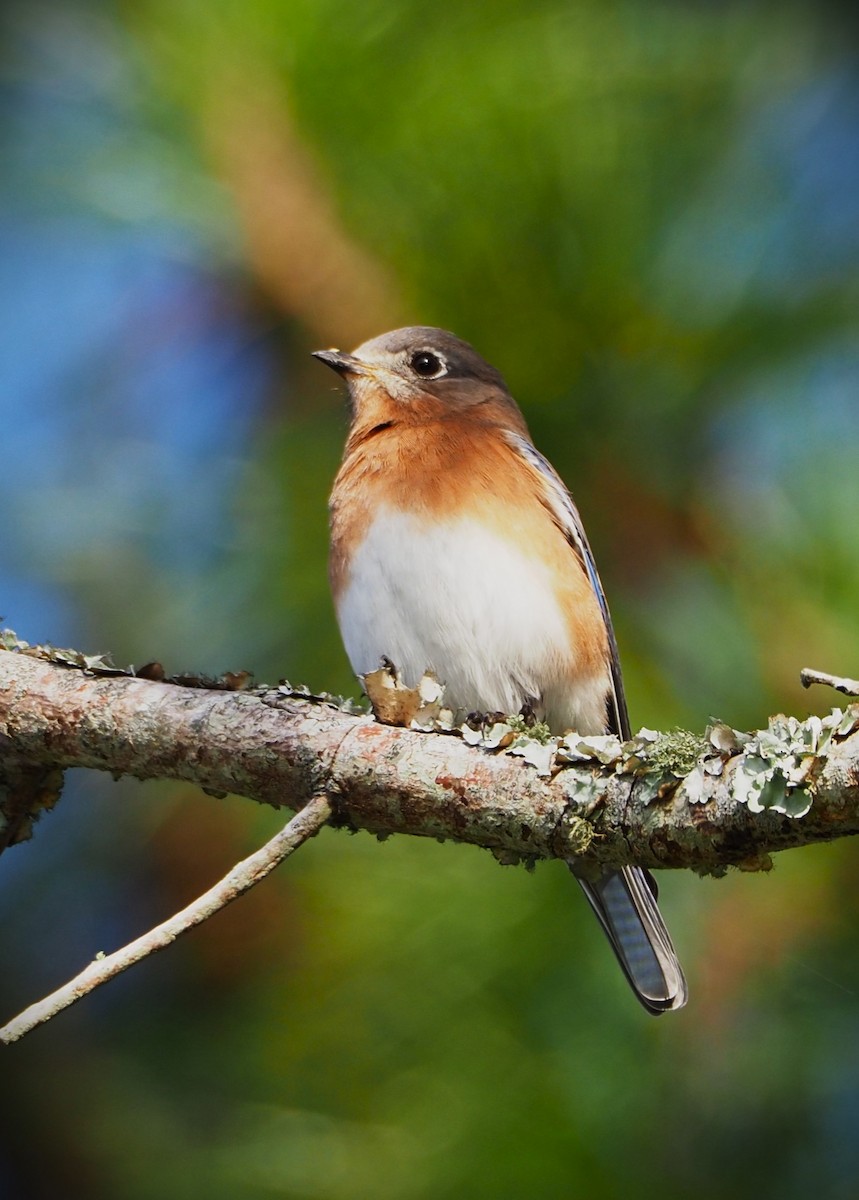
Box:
[3,0,859,1196]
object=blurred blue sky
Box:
[1,4,275,650]
[656,69,859,314]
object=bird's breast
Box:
[331,503,610,734]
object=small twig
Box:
[0,795,332,1045]
[800,668,859,698]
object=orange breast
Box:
[329,410,610,692]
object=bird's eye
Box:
[409,350,445,378]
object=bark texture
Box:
[2,649,859,875]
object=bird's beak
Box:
[312,349,369,377]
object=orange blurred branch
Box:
[203,68,405,345]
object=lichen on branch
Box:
[1,634,858,876]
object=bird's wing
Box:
[504,430,687,1014]
[503,431,630,739]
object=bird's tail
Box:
[573,865,687,1014]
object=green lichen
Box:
[506,714,553,744]
[562,813,597,856]
[644,729,707,777]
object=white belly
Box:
[335,507,608,733]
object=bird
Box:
[314,326,687,1014]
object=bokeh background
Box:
[3,1,859,1196]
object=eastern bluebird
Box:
[315,326,687,1014]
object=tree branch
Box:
[2,648,859,876]
[0,795,331,1045]
[3,644,859,1041]
[801,666,859,697]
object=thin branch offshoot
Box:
[801,667,859,698]
[0,796,331,1045]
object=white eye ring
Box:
[409,349,448,379]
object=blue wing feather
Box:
[504,431,631,739]
[505,431,687,1012]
